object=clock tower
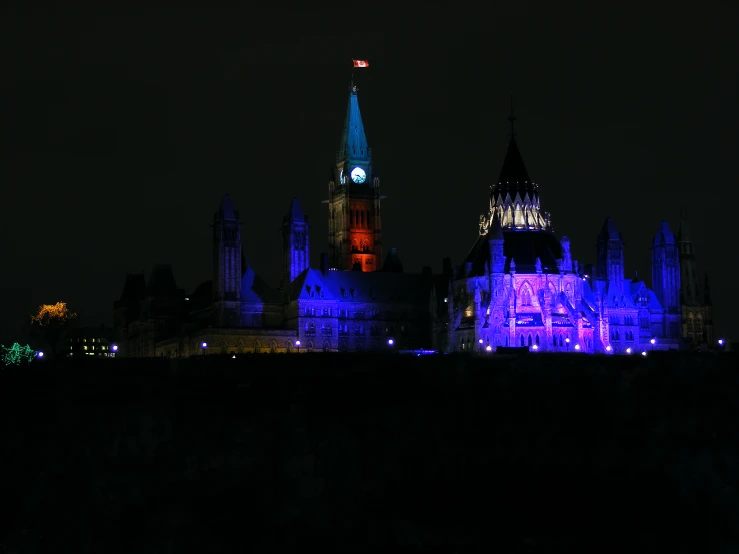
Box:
[327,83,383,271]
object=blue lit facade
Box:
[113,85,713,357]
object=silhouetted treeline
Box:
[2,352,738,553]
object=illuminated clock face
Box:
[350,167,366,184]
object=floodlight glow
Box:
[606,345,612,352]
[201,342,207,348]
[574,344,580,350]
[718,339,724,346]
[650,338,656,345]
[642,351,647,356]
[388,339,394,346]
[37,351,44,358]
[626,347,632,354]
[532,344,538,351]
[565,337,570,343]
[485,345,492,351]
[295,340,301,346]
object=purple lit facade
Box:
[446,125,712,354]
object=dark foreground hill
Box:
[1,352,738,553]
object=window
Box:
[521,286,532,306]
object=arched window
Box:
[307,341,314,352]
[559,335,563,347]
[323,341,331,352]
[254,340,261,354]
[220,341,228,354]
[520,335,525,347]
[527,334,532,346]
[695,313,704,342]
[286,341,292,353]
[236,340,245,353]
[269,340,277,353]
[521,285,532,306]
[535,334,540,346]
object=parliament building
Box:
[113,84,713,357]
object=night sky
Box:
[3,6,737,342]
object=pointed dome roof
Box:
[218,194,237,220]
[491,137,536,201]
[338,85,369,160]
[598,217,621,241]
[287,197,305,223]
[652,220,675,245]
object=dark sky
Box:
[2,5,738,342]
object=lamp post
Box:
[626,347,632,355]
[478,338,483,353]
[296,340,301,353]
[388,338,394,347]
[37,351,44,359]
[718,338,724,348]
[565,337,570,352]
[574,343,580,351]
[485,344,492,352]
[201,342,207,356]
[532,344,538,351]
[650,338,656,351]
[606,345,612,353]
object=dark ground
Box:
[1,351,738,553]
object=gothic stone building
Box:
[113,85,713,357]
[444,118,713,354]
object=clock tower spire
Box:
[327,82,383,271]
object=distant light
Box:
[650,338,656,345]
[641,351,647,357]
[37,351,44,358]
[296,340,301,347]
[532,344,538,351]
[185,297,190,301]
[626,347,632,354]
[606,345,612,352]
[201,342,207,349]
[232,355,236,359]
[565,337,570,343]
[478,338,483,344]
[388,339,394,346]
[485,345,492,351]
[718,339,724,346]
[574,344,581,350]
[112,344,118,352]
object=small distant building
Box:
[64,325,116,357]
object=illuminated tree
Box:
[1,343,38,366]
[29,301,77,359]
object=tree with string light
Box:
[29,301,77,359]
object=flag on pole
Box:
[353,59,369,68]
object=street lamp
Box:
[111,344,118,352]
[565,337,570,352]
[201,342,207,356]
[718,338,724,347]
[485,344,492,352]
[606,345,612,353]
[641,351,647,357]
[37,351,44,358]
[388,339,394,346]
[532,344,538,351]
[626,347,632,354]
[650,338,656,351]
[296,340,301,353]
[478,338,483,353]
[574,343,581,351]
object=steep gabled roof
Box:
[652,220,676,245]
[147,264,180,297]
[490,136,537,203]
[241,266,282,304]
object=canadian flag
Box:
[353,59,369,68]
